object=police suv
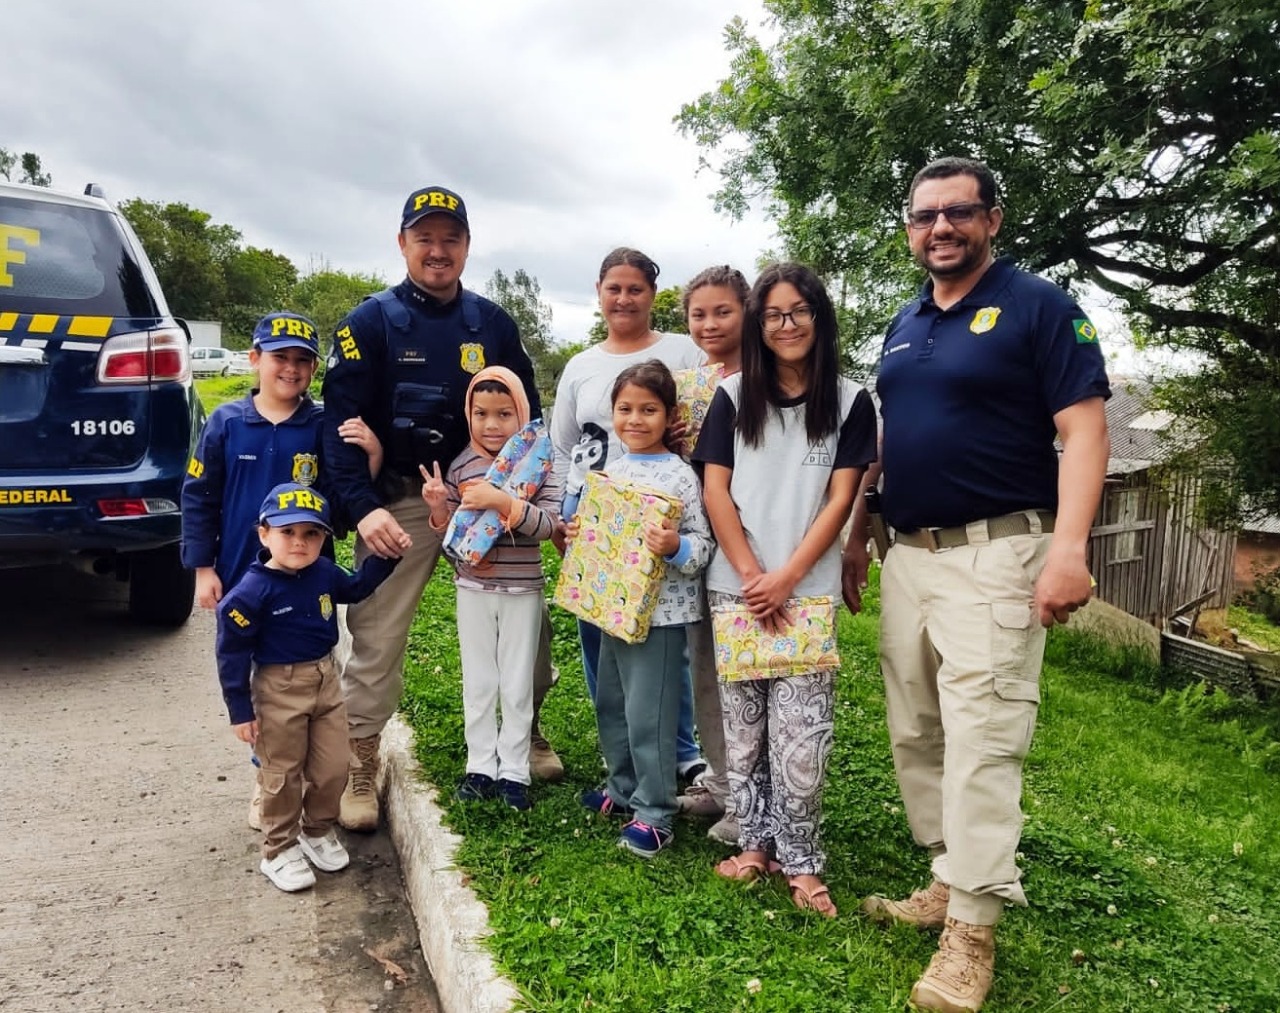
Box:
[0,180,202,625]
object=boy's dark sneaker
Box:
[580,786,633,817]
[677,760,708,789]
[495,778,532,811]
[617,820,673,858]
[454,772,497,802]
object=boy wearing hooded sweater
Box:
[420,366,563,811]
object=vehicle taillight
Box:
[97,327,190,384]
[98,498,179,517]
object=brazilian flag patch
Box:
[1073,318,1100,344]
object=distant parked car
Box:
[190,345,237,377]
[225,350,254,376]
[0,179,203,625]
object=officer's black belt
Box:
[893,510,1056,552]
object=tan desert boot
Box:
[910,917,996,1012]
[529,732,565,781]
[338,734,380,832]
[862,879,950,929]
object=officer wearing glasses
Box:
[842,157,1110,1013]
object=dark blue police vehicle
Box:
[0,180,202,625]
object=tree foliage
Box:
[289,265,384,345]
[485,268,577,404]
[0,148,52,186]
[679,0,1280,516]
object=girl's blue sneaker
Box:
[618,820,673,858]
[580,787,633,817]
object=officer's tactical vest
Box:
[365,288,483,473]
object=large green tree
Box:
[680,0,1280,515]
[289,266,385,345]
[120,199,239,320]
[485,268,576,403]
[0,148,52,186]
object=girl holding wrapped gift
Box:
[565,360,714,858]
[420,366,562,812]
[673,265,752,847]
[551,247,708,784]
[692,263,877,916]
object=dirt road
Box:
[0,566,440,1013]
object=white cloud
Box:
[3,0,776,342]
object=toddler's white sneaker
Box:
[260,844,316,892]
[298,829,350,873]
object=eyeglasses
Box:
[904,202,990,230]
[761,306,815,333]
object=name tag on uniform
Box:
[393,347,426,365]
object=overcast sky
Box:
[4,0,777,342]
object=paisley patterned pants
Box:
[719,668,836,875]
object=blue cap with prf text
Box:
[400,185,469,232]
[251,312,321,357]
[258,483,332,533]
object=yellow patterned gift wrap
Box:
[710,596,840,681]
[673,362,726,450]
[553,471,683,644]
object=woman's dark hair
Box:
[598,247,660,289]
[681,264,750,314]
[737,262,842,448]
[611,359,678,451]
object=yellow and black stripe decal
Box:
[0,312,115,351]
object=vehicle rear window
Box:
[0,197,157,318]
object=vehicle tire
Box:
[220,365,230,377]
[128,544,195,627]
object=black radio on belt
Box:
[390,382,454,469]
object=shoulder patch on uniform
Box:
[1073,318,1100,344]
[969,307,1002,334]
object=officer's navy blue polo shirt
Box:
[876,256,1110,532]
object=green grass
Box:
[396,551,1280,1012]
[1227,605,1280,652]
[194,374,256,413]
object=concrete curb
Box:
[378,717,521,1013]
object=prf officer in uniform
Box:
[842,157,1110,1013]
[322,186,563,832]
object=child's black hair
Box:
[611,360,678,451]
[738,262,842,448]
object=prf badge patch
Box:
[319,593,333,621]
[969,307,1002,334]
[459,343,486,374]
[1073,318,1100,344]
[292,453,318,486]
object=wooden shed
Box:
[1084,379,1237,626]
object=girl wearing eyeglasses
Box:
[691,262,877,917]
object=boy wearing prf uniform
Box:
[183,310,382,829]
[216,483,399,892]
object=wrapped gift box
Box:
[553,471,682,644]
[444,420,554,567]
[673,362,726,450]
[710,595,840,681]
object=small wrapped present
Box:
[673,362,726,450]
[443,420,554,567]
[710,596,840,681]
[553,471,682,644]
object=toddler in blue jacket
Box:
[182,310,384,829]
[216,483,398,892]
